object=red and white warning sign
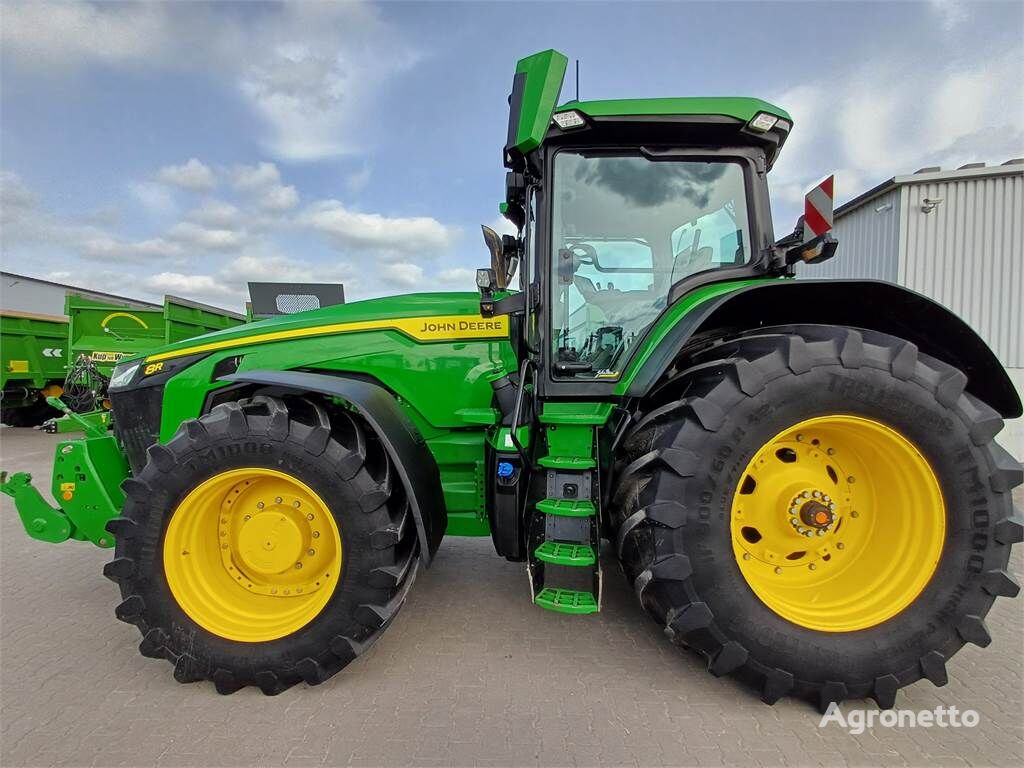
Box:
[803,174,835,241]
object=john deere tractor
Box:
[3,50,1021,711]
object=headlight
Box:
[747,112,779,133]
[109,361,141,389]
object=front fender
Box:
[221,370,447,565]
[627,279,1021,418]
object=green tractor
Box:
[2,50,1021,711]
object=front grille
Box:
[110,385,164,474]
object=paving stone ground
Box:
[1,427,1021,768]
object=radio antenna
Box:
[575,59,580,101]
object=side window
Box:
[550,152,750,379]
[670,204,747,284]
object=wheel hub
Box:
[164,467,342,643]
[789,492,836,536]
[730,415,945,632]
[237,511,304,575]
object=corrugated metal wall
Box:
[899,171,1023,367]
[797,187,901,281]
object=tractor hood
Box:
[132,292,505,366]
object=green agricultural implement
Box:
[0,294,245,426]
[2,50,1021,712]
[0,310,68,426]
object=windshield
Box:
[550,152,751,378]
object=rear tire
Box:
[104,394,419,694]
[612,325,1022,711]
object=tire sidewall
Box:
[680,361,1001,685]
[118,413,391,672]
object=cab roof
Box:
[504,50,793,170]
[555,97,791,124]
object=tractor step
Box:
[536,498,596,517]
[538,455,596,470]
[534,540,596,566]
[535,587,599,615]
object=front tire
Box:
[612,325,1022,711]
[104,394,419,694]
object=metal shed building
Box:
[799,159,1024,457]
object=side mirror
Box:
[481,225,508,290]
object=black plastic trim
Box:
[220,370,448,564]
[627,279,1022,418]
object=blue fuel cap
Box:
[496,461,515,478]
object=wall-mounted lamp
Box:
[921,198,944,214]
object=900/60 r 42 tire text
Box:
[612,324,1022,712]
[103,394,419,694]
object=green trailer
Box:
[66,294,246,376]
[2,295,246,426]
[2,49,1020,713]
[0,311,70,426]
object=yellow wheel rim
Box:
[731,416,945,632]
[163,468,342,642]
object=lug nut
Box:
[851,511,859,518]
[743,553,751,560]
[307,549,315,556]
[307,513,314,521]
[836,543,845,550]
[827,448,836,455]
[812,490,821,498]
[796,433,804,441]
[312,531,320,538]
[257,501,265,509]
[294,563,302,569]
[293,500,301,508]
[244,514,251,521]
[774,567,783,574]
[847,476,856,484]
[275,497,282,504]
[809,563,817,571]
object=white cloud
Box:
[156,158,216,190]
[167,222,246,252]
[129,181,178,219]
[301,200,454,257]
[140,272,236,301]
[0,2,416,161]
[80,235,183,262]
[769,48,1024,226]
[187,199,242,229]
[0,1,169,71]
[139,251,355,309]
[381,262,424,289]
[231,162,298,213]
[438,267,475,286]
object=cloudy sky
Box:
[1,0,1022,311]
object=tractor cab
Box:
[478,49,825,399]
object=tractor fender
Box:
[220,370,447,564]
[627,279,1022,419]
